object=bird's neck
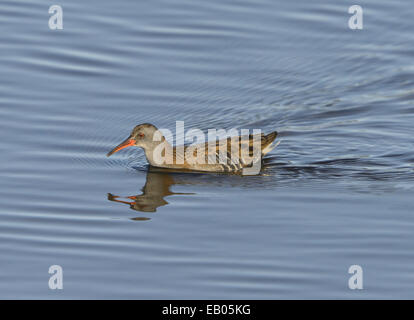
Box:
[142,139,174,167]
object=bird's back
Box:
[166,131,279,172]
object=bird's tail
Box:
[261,131,280,155]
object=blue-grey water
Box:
[0,0,413,299]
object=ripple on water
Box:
[1,0,414,299]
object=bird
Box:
[107,123,279,173]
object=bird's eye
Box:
[139,133,145,138]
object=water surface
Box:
[0,0,413,299]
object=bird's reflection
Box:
[107,161,279,221]
[107,168,195,220]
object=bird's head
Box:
[106,123,161,157]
